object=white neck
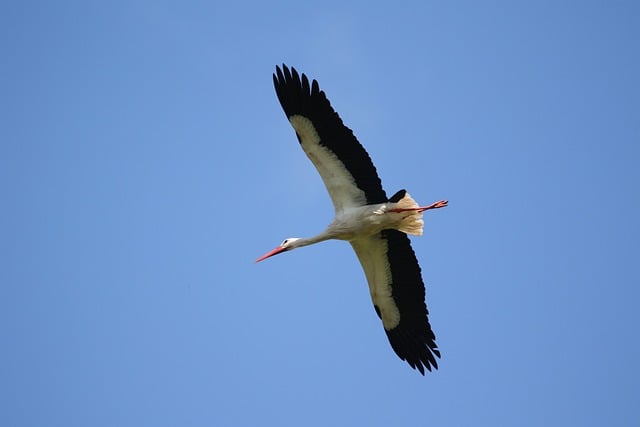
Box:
[291,229,335,249]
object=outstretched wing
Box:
[273,65,387,212]
[350,229,440,374]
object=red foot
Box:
[389,199,448,213]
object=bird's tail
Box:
[392,192,424,236]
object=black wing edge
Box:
[272,64,387,204]
[381,229,441,375]
[388,189,407,203]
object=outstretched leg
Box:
[389,199,448,213]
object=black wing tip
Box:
[273,63,291,81]
[386,326,441,375]
[273,64,321,93]
[273,64,319,119]
[273,64,311,91]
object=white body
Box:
[328,198,425,241]
[277,192,426,330]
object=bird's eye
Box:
[282,239,289,245]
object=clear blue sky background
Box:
[2,1,639,426]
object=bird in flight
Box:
[257,65,448,375]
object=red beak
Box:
[255,245,287,262]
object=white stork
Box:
[257,65,448,375]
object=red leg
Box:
[389,199,448,213]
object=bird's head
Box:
[255,238,302,262]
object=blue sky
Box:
[2,1,639,426]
